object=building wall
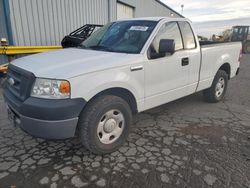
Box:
[8,0,113,46]
[120,0,180,18]
[0,0,8,63]
[7,0,181,46]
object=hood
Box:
[11,48,143,79]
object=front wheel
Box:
[78,95,132,154]
[203,70,228,103]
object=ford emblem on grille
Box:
[8,77,15,85]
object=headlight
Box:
[31,78,70,99]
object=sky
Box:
[161,0,250,38]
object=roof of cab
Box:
[116,17,190,22]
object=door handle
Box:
[130,65,143,71]
[182,57,189,66]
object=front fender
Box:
[69,66,144,104]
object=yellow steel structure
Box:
[0,46,62,55]
[0,46,62,74]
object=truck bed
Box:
[197,41,241,92]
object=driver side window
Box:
[149,22,183,59]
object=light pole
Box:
[181,4,184,15]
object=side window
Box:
[150,22,183,55]
[178,22,196,49]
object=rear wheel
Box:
[78,95,132,154]
[203,70,228,103]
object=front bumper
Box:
[15,113,79,139]
[3,88,86,139]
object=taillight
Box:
[239,48,243,61]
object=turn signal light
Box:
[59,81,70,94]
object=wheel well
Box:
[219,63,231,79]
[89,88,138,114]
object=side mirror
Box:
[159,39,175,55]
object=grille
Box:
[6,64,35,102]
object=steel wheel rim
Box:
[97,109,125,144]
[215,77,225,98]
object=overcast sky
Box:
[161,0,250,37]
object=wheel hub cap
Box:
[104,119,117,133]
[216,83,222,90]
[215,77,225,98]
[97,109,125,145]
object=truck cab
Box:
[231,26,250,54]
[231,26,249,42]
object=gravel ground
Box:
[0,55,250,188]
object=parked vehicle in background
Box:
[230,26,250,54]
[61,24,103,48]
[3,17,241,154]
[212,26,250,54]
[198,35,208,41]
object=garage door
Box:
[117,2,134,20]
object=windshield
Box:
[80,20,157,54]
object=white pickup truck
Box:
[3,17,241,154]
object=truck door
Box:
[178,21,201,94]
[144,21,190,110]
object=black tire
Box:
[78,95,132,154]
[203,70,228,103]
[243,41,250,54]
